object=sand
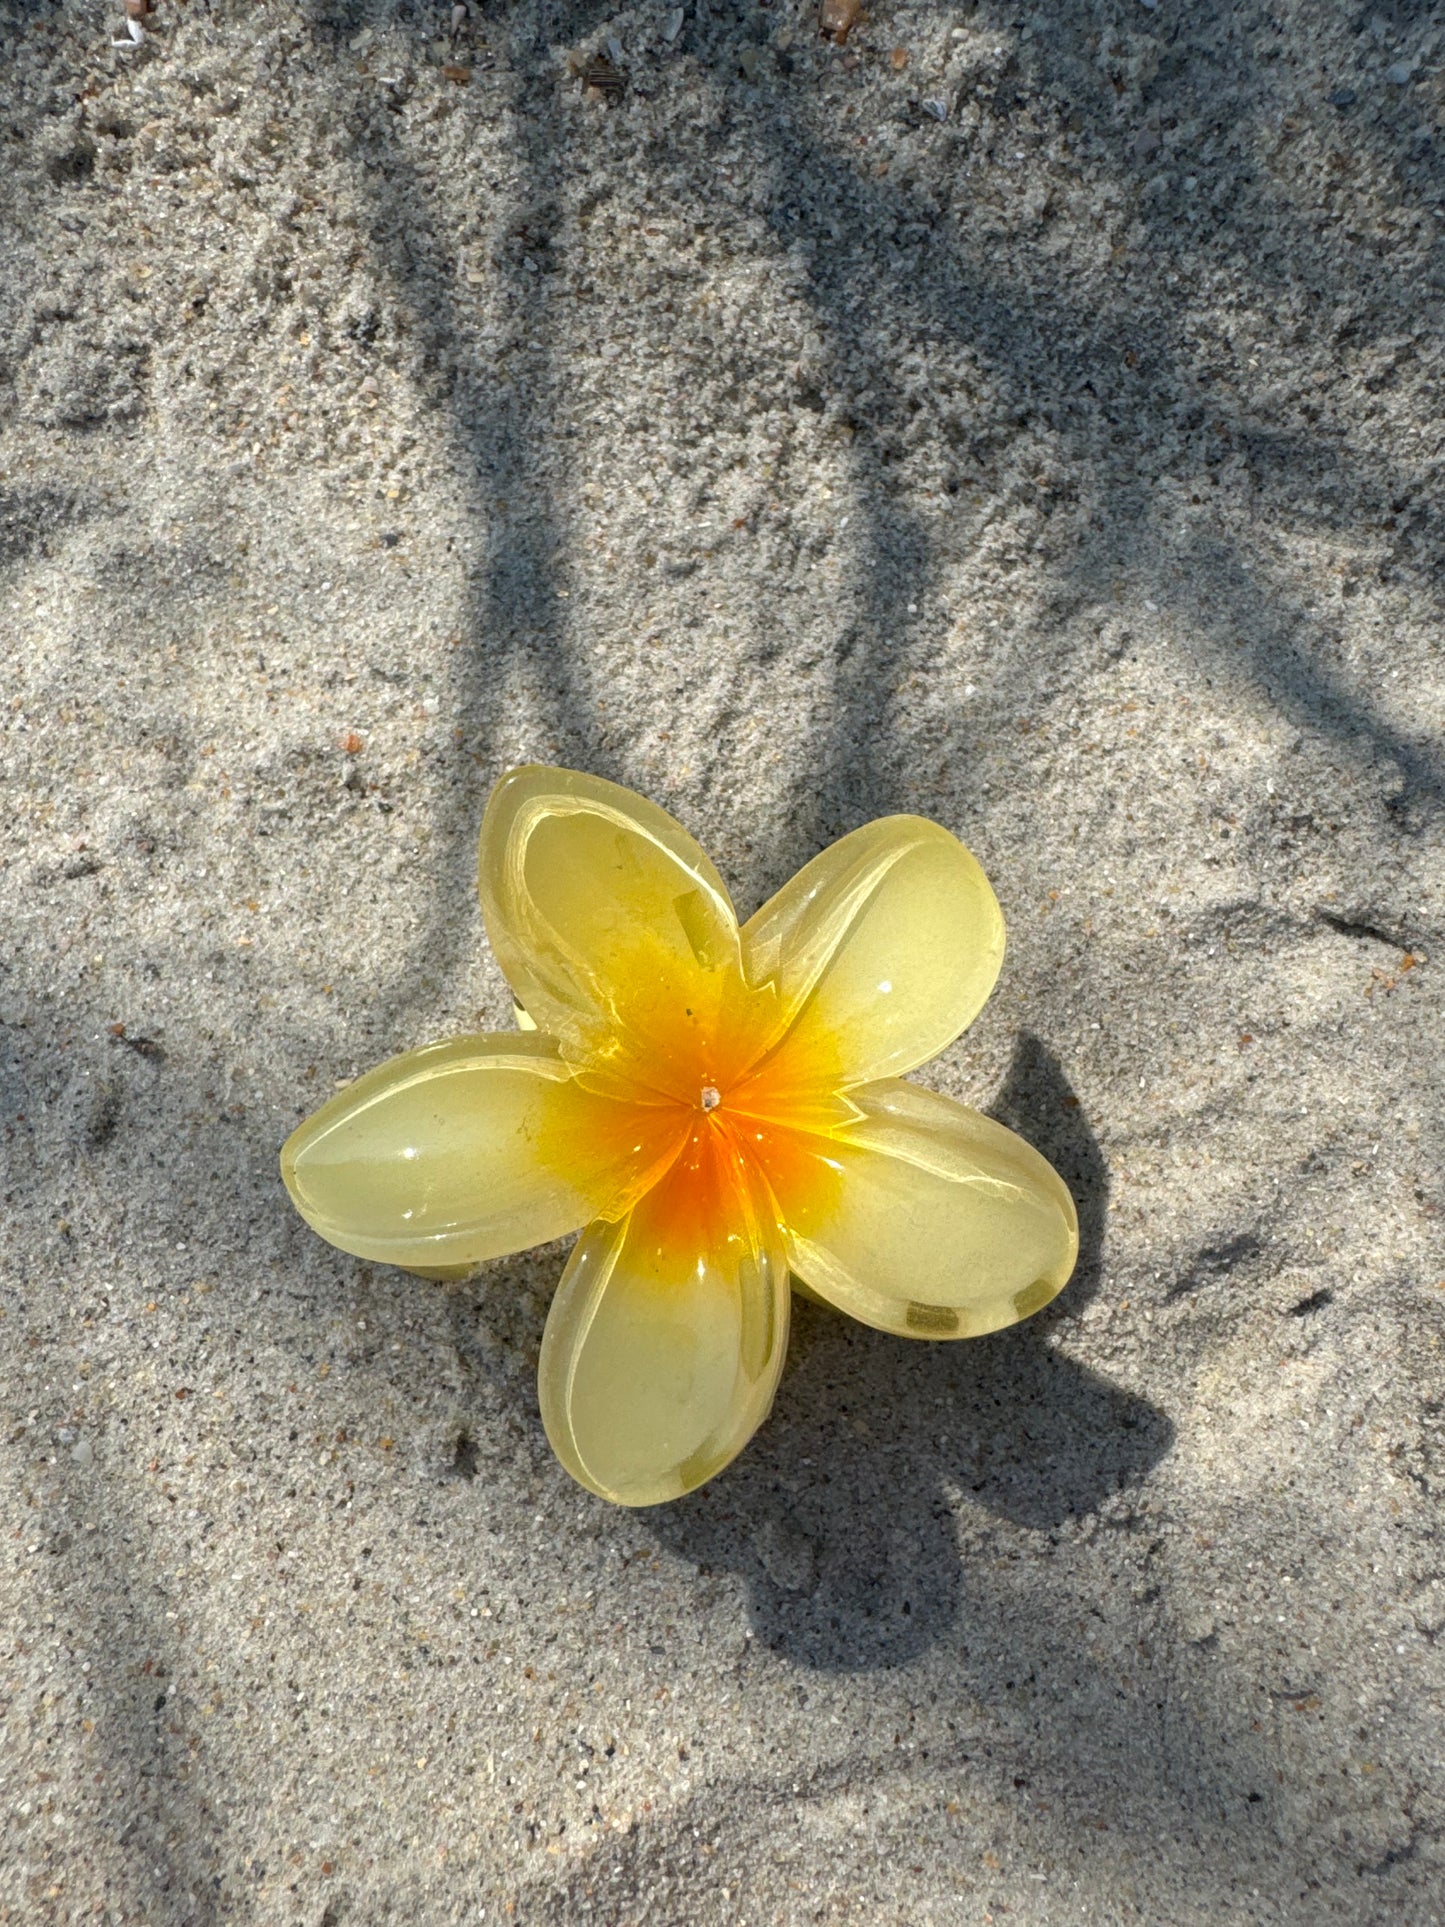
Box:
[2,0,1442,1920]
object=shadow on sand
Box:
[646,1033,1166,1671]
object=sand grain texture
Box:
[1,0,1442,1921]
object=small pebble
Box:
[662,8,684,42]
[753,1515,818,1593]
[818,0,860,45]
[1385,60,1415,86]
[1329,86,1357,108]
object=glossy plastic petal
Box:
[761,1079,1077,1338]
[479,766,768,1091]
[539,1128,790,1505]
[741,816,1005,1089]
[281,1033,685,1275]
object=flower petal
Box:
[281,1033,685,1274]
[761,1080,1077,1338]
[479,766,760,1090]
[741,816,1004,1088]
[539,1128,790,1505]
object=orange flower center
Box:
[576,988,850,1257]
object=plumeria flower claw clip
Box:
[281,767,1078,1506]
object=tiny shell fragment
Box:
[819,0,860,44]
[581,52,626,100]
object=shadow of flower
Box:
[986,1029,1109,1320]
[646,1036,1168,1669]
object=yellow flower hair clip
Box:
[281,767,1077,1506]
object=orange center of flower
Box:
[570,986,849,1266]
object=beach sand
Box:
[2,0,1442,1920]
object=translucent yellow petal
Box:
[741,815,1005,1088]
[479,766,769,1091]
[280,1032,685,1274]
[761,1080,1077,1338]
[539,1128,790,1505]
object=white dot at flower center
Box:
[700,1085,722,1113]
